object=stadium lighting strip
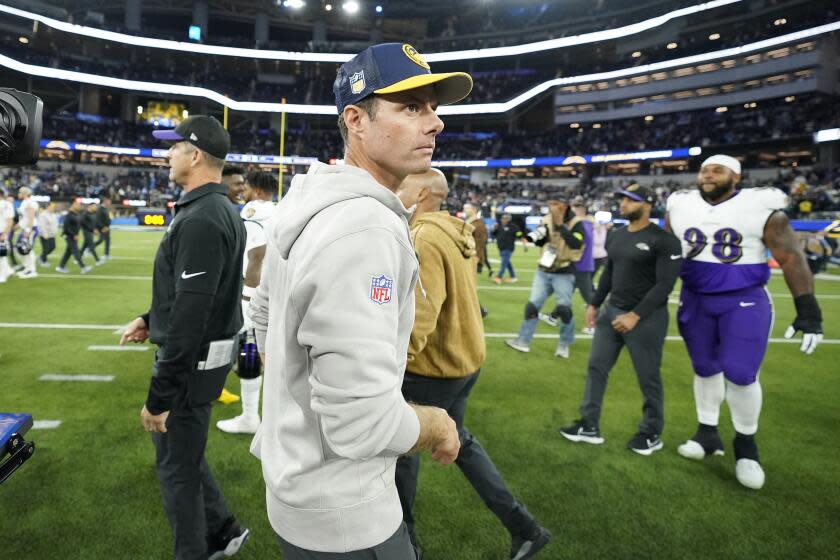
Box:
[0,0,742,62]
[3,21,840,116]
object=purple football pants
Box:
[677,285,773,386]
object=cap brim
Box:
[374,72,474,105]
[616,190,644,201]
[152,130,184,141]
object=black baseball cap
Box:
[617,183,655,204]
[334,43,473,113]
[152,115,230,160]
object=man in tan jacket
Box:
[397,169,551,560]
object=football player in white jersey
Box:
[15,187,40,279]
[0,188,15,283]
[666,154,823,490]
[217,170,277,434]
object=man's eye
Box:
[406,104,419,112]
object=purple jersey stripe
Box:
[680,259,769,293]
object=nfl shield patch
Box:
[370,275,393,305]
[350,71,366,95]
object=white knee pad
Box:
[725,380,762,435]
[694,373,725,426]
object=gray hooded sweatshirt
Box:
[249,162,421,553]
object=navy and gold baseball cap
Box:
[616,183,656,204]
[334,43,473,113]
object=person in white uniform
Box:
[15,187,39,279]
[0,189,15,283]
[217,170,277,434]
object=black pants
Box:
[573,270,595,306]
[94,229,110,256]
[81,232,99,261]
[151,375,233,560]
[579,304,669,435]
[39,237,56,263]
[58,236,85,268]
[276,523,416,559]
[395,370,534,542]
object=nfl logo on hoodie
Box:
[370,274,393,305]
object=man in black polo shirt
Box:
[120,115,249,560]
[560,184,682,455]
[55,200,90,274]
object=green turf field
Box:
[2,229,839,559]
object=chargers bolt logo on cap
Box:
[402,44,430,69]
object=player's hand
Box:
[141,405,169,433]
[120,316,149,345]
[430,411,460,466]
[785,294,823,354]
[612,312,640,334]
[586,305,598,329]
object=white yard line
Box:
[32,420,62,430]
[35,274,152,280]
[88,345,149,352]
[484,333,840,344]
[0,322,124,330]
[39,374,114,382]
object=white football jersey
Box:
[18,198,39,229]
[666,187,788,293]
[0,198,14,225]
[241,199,275,272]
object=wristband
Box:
[793,294,821,323]
[242,285,257,299]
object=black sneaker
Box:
[627,432,664,456]
[559,420,604,444]
[677,424,725,460]
[510,525,551,560]
[207,519,249,560]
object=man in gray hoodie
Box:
[249,43,474,559]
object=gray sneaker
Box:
[538,313,558,327]
[80,266,92,274]
[554,344,570,359]
[505,338,530,353]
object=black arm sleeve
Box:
[590,258,612,308]
[558,221,585,249]
[146,291,215,414]
[632,234,683,319]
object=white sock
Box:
[22,252,36,273]
[725,380,762,435]
[694,373,725,426]
[240,376,262,420]
[0,256,11,278]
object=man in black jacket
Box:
[80,203,102,265]
[120,115,249,560]
[560,185,682,455]
[93,196,112,260]
[55,200,90,274]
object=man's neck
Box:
[344,147,402,193]
[181,172,221,193]
[628,217,650,232]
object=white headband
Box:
[701,154,741,175]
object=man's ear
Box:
[343,105,366,138]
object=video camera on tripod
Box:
[1,87,43,484]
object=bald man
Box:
[397,170,551,560]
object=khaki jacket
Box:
[407,211,486,378]
[540,214,586,272]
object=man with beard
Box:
[222,165,246,205]
[560,184,682,455]
[666,154,823,489]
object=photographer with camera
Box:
[505,198,586,358]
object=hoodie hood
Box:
[271,162,412,258]
[413,211,476,259]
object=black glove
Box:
[784,294,823,354]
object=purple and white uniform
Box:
[666,187,788,385]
